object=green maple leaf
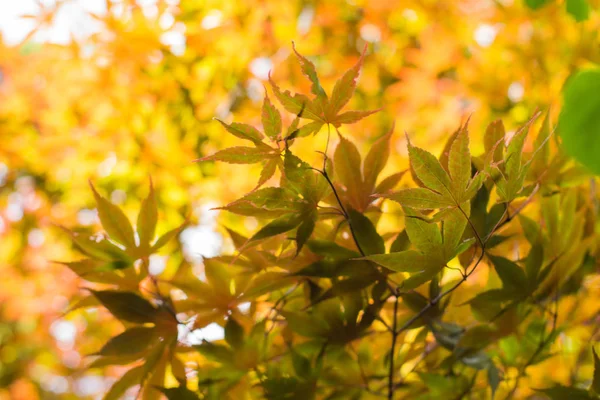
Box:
[379,122,485,211]
[487,112,549,203]
[361,205,473,290]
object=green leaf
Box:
[103,365,144,400]
[441,205,469,259]
[401,266,442,291]
[90,290,158,323]
[261,94,282,140]
[592,346,600,394]
[488,255,528,293]
[558,69,600,175]
[390,230,410,253]
[151,222,186,252]
[195,342,235,364]
[496,113,540,201]
[403,208,443,256]
[163,386,202,400]
[98,326,157,356]
[537,385,596,400]
[291,350,312,379]
[347,209,385,255]
[256,158,279,189]
[280,311,329,338]
[296,213,316,255]
[487,362,500,398]
[526,242,544,286]
[199,146,277,164]
[61,259,129,283]
[158,386,201,400]
[292,121,325,138]
[62,228,130,262]
[224,318,244,349]
[306,240,359,261]
[566,0,589,21]
[250,214,302,242]
[380,187,452,210]
[457,324,497,350]
[407,138,452,196]
[524,0,552,10]
[137,179,158,250]
[448,124,471,197]
[361,250,433,273]
[219,187,301,217]
[90,182,136,248]
[216,119,263,143]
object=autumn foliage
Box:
[1,1,600,400]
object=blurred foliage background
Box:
[0,0,599,398]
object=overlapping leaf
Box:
[380,123,485,211]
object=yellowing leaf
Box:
[334,133,363,209]
[270,45,377,129]
[330,109,380,127]
[103,366,144,400]
[215,119,264,143]
[269,74,324,122]
[199,146,277,164]
[327,44,366,118]
[137,179,158,251]
[219,187,302,217]
[90,182,136,248]
[364,126,393,192]
[292,42,327,101]
[484,120,505,164]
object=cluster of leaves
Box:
[524,0,591,21]
[62,46,599,400]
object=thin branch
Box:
[388,294,400,400]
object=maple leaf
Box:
[197,95,306,190]
[269,43,379,131]
[378,121,485,211]
[493,112,543,202]
[333,125,403,212]
[361,206,473,290]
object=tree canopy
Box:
[1,1,600,399]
